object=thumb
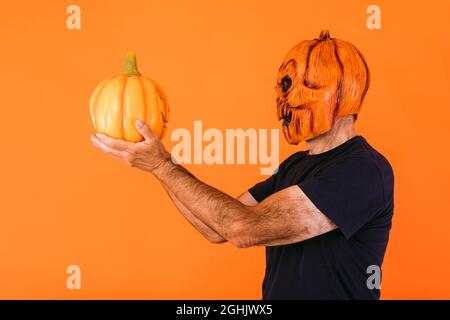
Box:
[135,119,156,141]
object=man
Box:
[91,31,394,299]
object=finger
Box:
[135,119,157,142]
[94,133,131,151]
[91,136,127,159]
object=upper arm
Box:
[229,157,387,248]
[228,185,337,248]
[298,157,386,239]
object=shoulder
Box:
[329,136,393,180]
[274,150,308,174]
[356,137,394,188]
[325,137,394,202]
[320,156,384,184]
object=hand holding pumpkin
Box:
[89,53,172,172]
[90,120,171,173]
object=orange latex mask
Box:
[276,30,370,144]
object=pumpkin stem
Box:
[122,52,141,76]
[318,30,331,40]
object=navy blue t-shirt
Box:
[248,135,394,300]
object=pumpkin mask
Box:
[276,30,370,144]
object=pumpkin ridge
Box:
[153,80,169,124]
[120,76,128,139]
[89,77,112,130]
[303,40,320,135]
[303,40,320,86]
[103,76,122,134]
[332,38,343,123]
[353,45,370,106]
[137,76,148,136]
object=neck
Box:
[306,115,356,155]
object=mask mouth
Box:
[280,104,308,127]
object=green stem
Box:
[122,52,141,76]
[318,30,331,40]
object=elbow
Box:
[209,236,227,244]
[203,231,227,244]
[226,223,253,249]
[230,240,251,249]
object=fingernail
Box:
[136,119,143,128]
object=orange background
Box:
[0,0,449,299]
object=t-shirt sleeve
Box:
[248,153,302,202]
[298,157,385,239]
[248,170,278,203]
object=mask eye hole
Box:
[280,76,292,93]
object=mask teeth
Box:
[283,110,293,127]
[284,104,289,120]
[277,100,285,120]
[291,110,299,136]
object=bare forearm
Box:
[161,184,226,243]
[153,161,253,242]
[153,161,323,248]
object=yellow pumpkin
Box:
[89,53,169,142]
